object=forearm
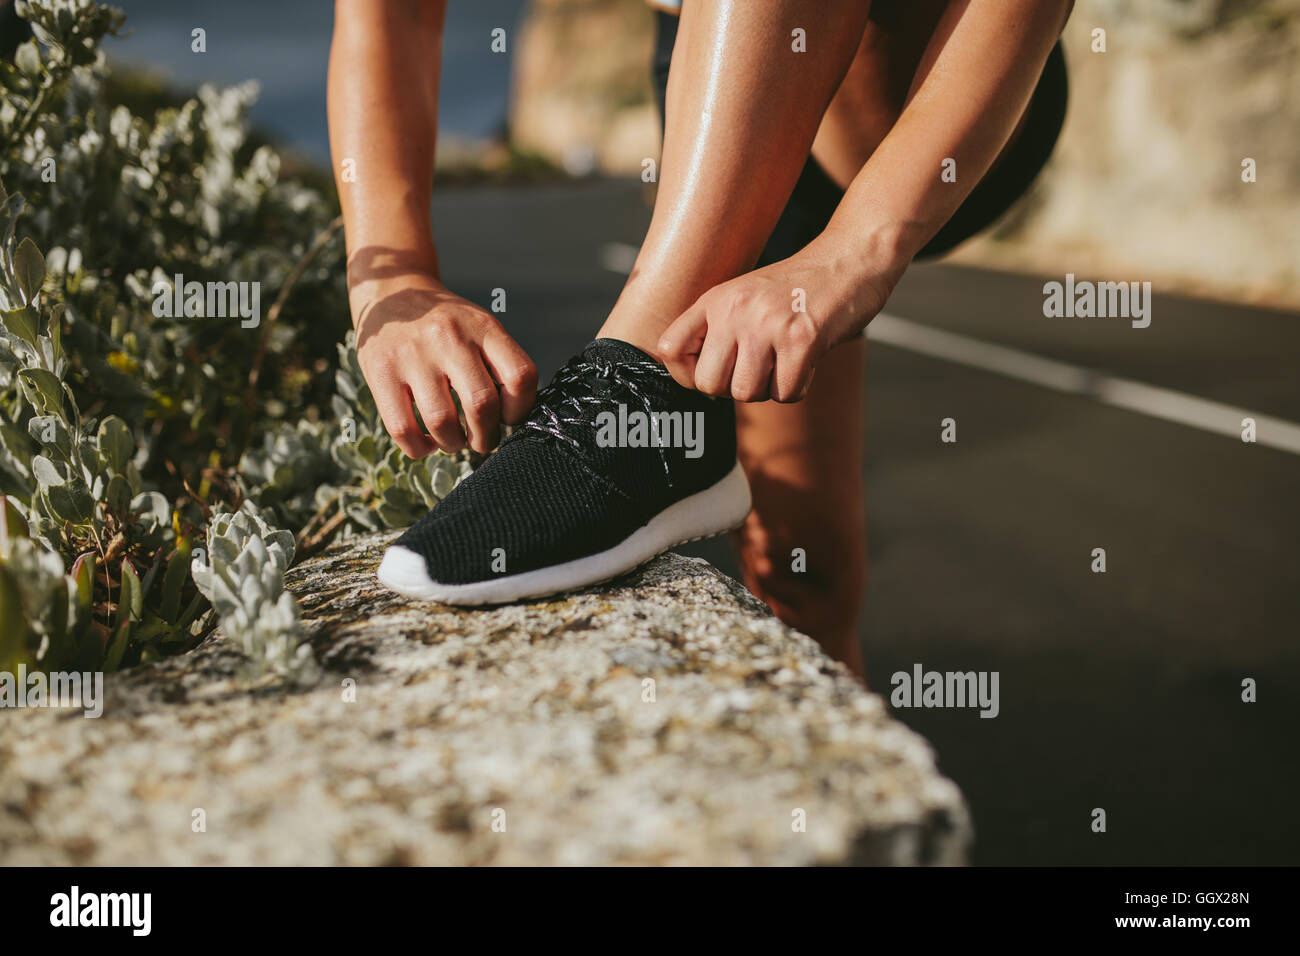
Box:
[821,0,1072,272]
[327,0,446,310]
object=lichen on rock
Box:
[0,532,969,865]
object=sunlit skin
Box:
[623,0,1074,397]
[328,0,538,460]
[327,0,1072,676]
[618,0,1071,674]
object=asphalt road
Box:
[431,178,1300,866]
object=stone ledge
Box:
[0,532,969,865]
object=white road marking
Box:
[599,243,1300,455]
[869,313,1300,455]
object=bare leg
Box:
[597,0,872,352]
[732,0,1045,678]
[596,2,886,676]
[718,3,941,678]
[811,0,949,188]
[732,337,868,676]
[730,7,944,678]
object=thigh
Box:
[811,0,951,189]
[802,1,1068,261]
[752,0,949,269]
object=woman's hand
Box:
[657,233,904,403]
[329,4,537,459]
[351,273,537,458]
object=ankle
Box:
[596,315,668,361]
[597,277,699,360]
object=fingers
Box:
[447,350,503,455]
[371,373,435,459]
[481,330,538,425]
[410,372,465,454]
[772,349,816,403]
[354,280,537,457]
[730,339,774,403]
[658,302,707,390]
[693,333,736,398]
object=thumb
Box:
[657,300,708,390]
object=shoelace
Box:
[515,356,676,486]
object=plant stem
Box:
[4,75,56,154]
[294,487,372,562]
[241,214,343,440]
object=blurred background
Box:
[105,0,1300,307]
[40,0,1300,863]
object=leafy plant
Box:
[1,178,208,672]
[0,0,476,680]
[190,502,317,681]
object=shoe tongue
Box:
[583,337,661,367]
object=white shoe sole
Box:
[376,461,752,606]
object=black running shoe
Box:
[377,338,751,604]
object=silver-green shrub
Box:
[190,502,317,682]
[0,0,474,680]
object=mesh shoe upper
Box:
[392,339,736,584]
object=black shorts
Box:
[650,10,1068,264]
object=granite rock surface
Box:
[0,532,969,865]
